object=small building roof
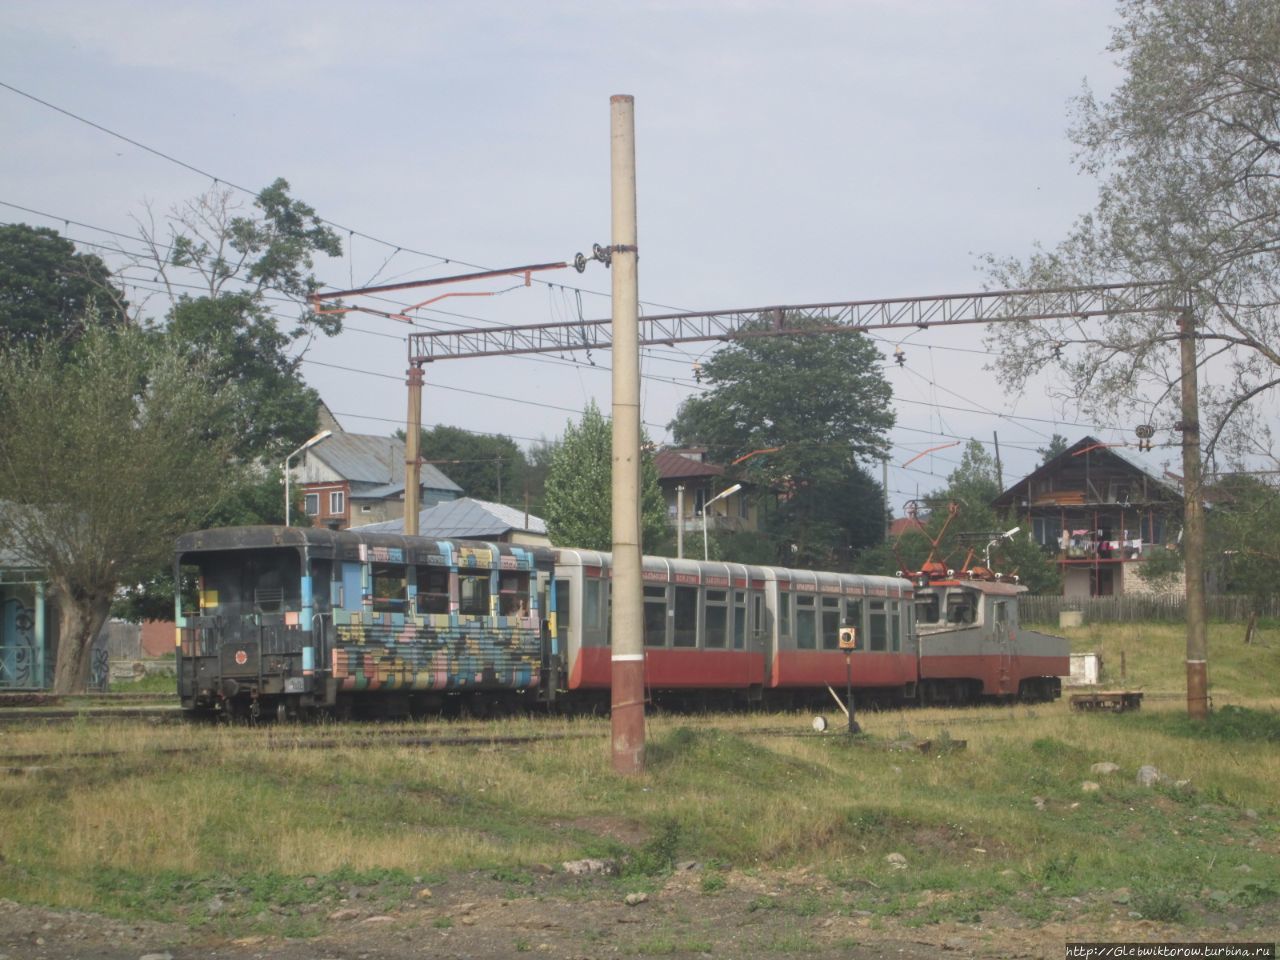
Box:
[354,497,547,540]
[992,435,1182,508]
[310,433,461,493]
[653,448,725,481]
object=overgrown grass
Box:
[1,621,1277,936]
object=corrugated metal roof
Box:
[311,434,461,492]
[354,497,547,538]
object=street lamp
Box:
[984,526,1021,569]
[283,430,333,526]
[702,483,742,561]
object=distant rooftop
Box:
[354,497,546,539]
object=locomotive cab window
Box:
[946,589,979,625]
[915,594,940,625]
[498,570,531,616]
[417,567,450,614]
[459,572,491,616]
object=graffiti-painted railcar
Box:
[175,526,555,720]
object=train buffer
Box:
[1069,690,1144,713]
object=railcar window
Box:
[644,585,668,647]
[779,591,791,638]
[846,599,863,644]
[584,579,602,629]
[752,593,765,642]
[891,602,901,652]
[417,567,450,614]
[916,594,940,624]
[499,570,531,616]
[869,600,887,651]
[308,561,333,612]
[820,596,842,650]
[459,572,491,616]
[705,589,728,649]
[177,564,202,618]
[734,591,747,649]
[372,563,408,612]
[554,579,570,646]
[796,595,816,650]
[673,586,698,647]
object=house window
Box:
[329,491,345,515]
[738,490,749,519]
[693,488,707,517]
[304,493,320,516]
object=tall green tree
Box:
[0,328,242,692]
[0,223,128,349]
[414,425,533,506]
[544,403,667,552]
[670,318,894,567]
[139,179,343,462]
[1208,474,1280,641]
[1037,434,1071,465]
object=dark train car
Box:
[174,526,556,720]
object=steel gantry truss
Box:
[313,269,1211,723]
[405,281,1175,362]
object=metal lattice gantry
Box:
[406,281,1177,362]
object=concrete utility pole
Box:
[404,364,424,536]
[609,94,645,775]
[1179,305,1209,720]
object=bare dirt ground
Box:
[2,867,1273,960]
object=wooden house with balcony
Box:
[992,436,1183,598]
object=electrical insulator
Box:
[894,346,906,367]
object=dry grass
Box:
[1,619,1276,931]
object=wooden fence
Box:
[1019,593,1280,625]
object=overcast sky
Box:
[2,1,1157,513]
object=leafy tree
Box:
[0,328,241,692]
[544,403,667,552]
[670,318,894,567]
[1207,474,1280,641]
[980,0,1276,716]
[413,425,533,506]
[1037,433,1071,465]
[165,292,322,462]
[983,0,1280,464]
[0,223,127,349]
[134,180,342,462]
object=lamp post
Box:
[284,430,333,526]
[702,483,742,561]
[984,526,1021,569]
